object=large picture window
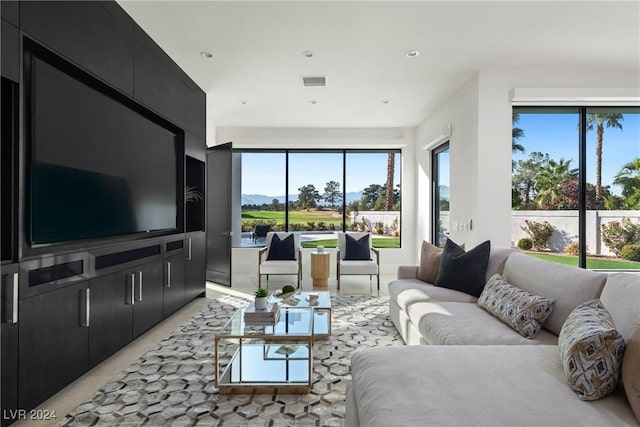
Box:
[236,149,401,248]
[512,107,640,270]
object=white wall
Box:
[416,65,640,251]
[215,127,417,277]
[415,73,480,251]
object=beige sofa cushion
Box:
[502,252,607,335]
[388,280,477,312]
[623,327,640,423]
[417,241,442,283]
[600,273,640,342]
[350,345,639,427]
[410,301,558,345]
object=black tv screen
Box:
[27,49,181,245]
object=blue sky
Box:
[241,152,401,196]
[514,112,640,195]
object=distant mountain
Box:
[242,191,363,206]
[439,185,450,200]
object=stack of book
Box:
[244,302,280,325]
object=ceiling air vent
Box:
[302,76,327,87]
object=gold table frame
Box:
[215,307,314,394]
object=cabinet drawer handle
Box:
[81,288,91,327]
[137,271,143,302]
[129,273,136,305]
[166,262,171,288]
[3,272,18,324]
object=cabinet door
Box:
[1,263,18,427]
[134,40,186,127]
[132,261,164,337]
[89,271,133,367]
[185,233,206,302]
[18,281,89,411]
[1,20,19,82]
[185,86,206,140]
[163,254,186,317]
[20,1,134,95]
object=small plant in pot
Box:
[254,288,269,310]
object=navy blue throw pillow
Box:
[344,234,371,260]
[434,239,491,297]
[267,234,295,260]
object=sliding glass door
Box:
[432,143,450,247]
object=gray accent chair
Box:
[336,232,380,291]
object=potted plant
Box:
[254,288,269,310]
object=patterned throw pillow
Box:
[558,299,626,401]
[478,274,555,338]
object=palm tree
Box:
[512,112,525,154]
[535,158,578,209]
[384,152,395,211]
[587,113,623,200]
[613,157,640,199]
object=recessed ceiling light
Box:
[382,100,390,104]
[309,100,317,105]
[200,51,213,58]
[302,51,314,58]
[405,50,419,58]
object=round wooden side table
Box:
[310,252,330,287]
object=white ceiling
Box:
[118,1,640,128]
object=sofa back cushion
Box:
[599,273,640,343]
[502,252,607,335]
[485,248,515,281]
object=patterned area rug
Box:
[59,295,401,426]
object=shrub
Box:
[517,238,533,250]
[521,220,554,250]
[375,221,384,235]
[621,244,640,262]
[564,242,579,256]
[601,217,640,257]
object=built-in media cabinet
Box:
[0,2,207,424]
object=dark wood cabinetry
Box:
[1,0,207,417]
[132,261,164,337]
[1,1,19,26]
[1,20,19,82]
[88,271,134,366]
[185,232,206,301]
[1,263,19,427]
[134,40,186,127]
[18,281,89,411]
[88,259,164,366]
[163,253,186,317]
[20,1,135,95]
[186,86,206,140]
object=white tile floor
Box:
[13,273,393,427]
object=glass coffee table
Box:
[215,306,314,394]
[271,291,332,339]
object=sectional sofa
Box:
[346,249,640,426]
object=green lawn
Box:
[302,237,400,249]
[242,210,344,226]
[527,252,640,270]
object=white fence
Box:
[512,210,640,256]
[350,211,400,235]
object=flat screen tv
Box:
[26,43,183,246]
